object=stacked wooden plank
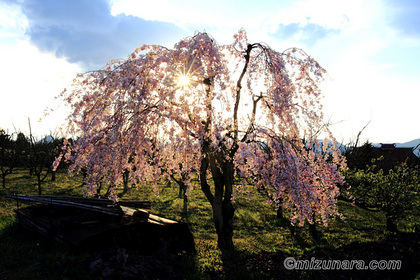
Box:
[7,194,123,216]
[7,194,151,214]
[6,194,196,254]
[15,203,121,244]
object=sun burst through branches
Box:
[174,52,200,89]
[177,74,191,88]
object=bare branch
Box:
[354,121,371,148]
[234,44,253,142]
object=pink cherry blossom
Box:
[57,30,347,250]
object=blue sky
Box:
[1,0,419,144]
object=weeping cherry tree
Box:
[56,30,346,250]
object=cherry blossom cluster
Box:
[57,30,346,226]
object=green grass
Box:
[1,168,420,279]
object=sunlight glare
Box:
[178,74,191,87]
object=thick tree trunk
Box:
[37,174,42,195]
[2,176,5,189]
[95,181,103,197]
[183,192,188,218]
[1,168,13,189]
[170,174,189,218]
[123,170,129,193]
[199,147,236,251]
[309,212,320,242]
[276,206,283,219]
[220,199,235,250]
[178,181,189,218]
[386,215,397,232]
[178,183,183,198]
[211,161,235,251]
[211,190,235,250]
[276,205,290,226]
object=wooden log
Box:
[117,200,151,209]
[32,195,151,209]
[132,209,150,222]
[7,195,122,216]
[11,196,196,254]
[148,213,178,225]
[7,194,151,210]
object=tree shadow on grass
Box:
[0,220,194,280]
[217,232,420,280]
[0,221,91,280]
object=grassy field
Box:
[0,168,420,279]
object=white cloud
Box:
[288,0,420,144]
[110,0,266,26]
[109,0,281,44]
[20,0,185,69]
[0,1,28,37]
[0,39,81,136]
[323,72,420,144]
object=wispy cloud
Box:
[386,0,420,37]
[273,20,340,46]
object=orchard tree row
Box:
[0,128,67,194]
[341,141,420,232]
